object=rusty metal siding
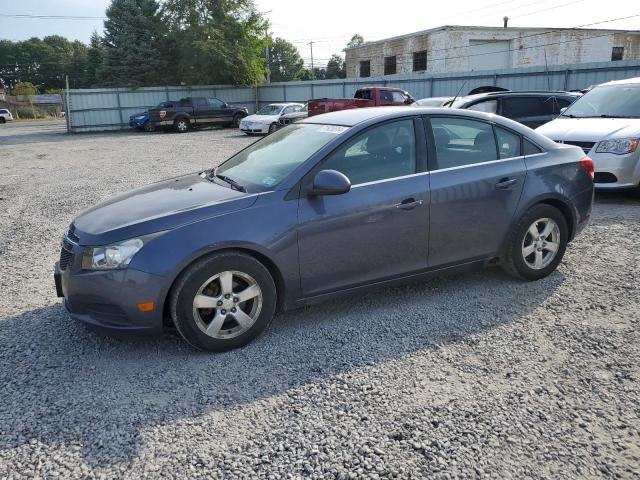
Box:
[68,60,640,132]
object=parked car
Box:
[55,106,594,352]
[278,103,308,129]
[448,91,581,128]
[148,97,248,133]
[537,77,640,193]
[307,87,414,117]
[129,111,152,132]
[239,103,305,134]
[0,108,13,123]
[413,97,453,107]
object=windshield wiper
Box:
[206,168,247,192]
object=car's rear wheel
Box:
[170,251,277,352]
[232,114,242,128]
[174,118,190,133]
[503,204,568,281]
[268,123,277,134]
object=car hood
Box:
[536,117,640,141]
[243,114,279,123]
[72,173,258,245]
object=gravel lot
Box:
[0,120,639,479]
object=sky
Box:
[0,0,638,68]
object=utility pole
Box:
[265,43,271,83]
[308,40,315,79]
[65,74,71,134]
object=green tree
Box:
[162,0,268,85]
[86,31,104,87]
[11,81,38,96]
[325,54,345,79]
[101,0,166,87]
[268,37,304,82]
[346,34,364,48]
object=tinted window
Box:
[501,97,548,119]
[321,119,416,185]
[0,109,8,114]
[467,100,498,114]
[380,90,394,102]
[355,89,372,100]
[431,117,497,169]
[495,127,521,159]
[195,98,208,107]
[208,98,224,108]
[524,139,543,155]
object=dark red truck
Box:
[307,87,415,117]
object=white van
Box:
[0,109,13,123]
[537,77,640,193]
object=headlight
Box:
[81,232,164,270]
[595,138,639,155]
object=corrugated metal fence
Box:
[67,59,640,132]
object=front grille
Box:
[594,172,618,184]
[556,140,595,154]
[67,225,80,243]
[59,247,74,270]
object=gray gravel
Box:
[1,120,639,479]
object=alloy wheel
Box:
[521,218,560,270]
[177,120,188,132]
[192,270,263,339]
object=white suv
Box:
[0,109,13,123]
[537,77,640,193]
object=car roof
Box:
[302,106,559,149]
[267,103,303,107]
[454,90,580,103]
[598,76,640,86]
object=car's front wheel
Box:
[268,123,277,134]
[0,117,5,124]
[170,251,277,351]
[503,204,568,281]
[232,114,242,128]
[143,121,154,132]
[173,118,190,133]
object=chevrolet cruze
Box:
[55,107,594,351]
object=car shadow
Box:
[0,268,564,467]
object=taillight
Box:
[159,110,166,119]
[580,156,594,180]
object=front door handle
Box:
[395,198,424,210]
[495,178,518,189]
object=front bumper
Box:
[54,258,166,336]
[591,151,640,190]
[240,123,268,134]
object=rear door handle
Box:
[395,198,424,210]
[495,178,518,189]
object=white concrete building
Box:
[344,25,640,78]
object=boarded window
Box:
[413,51,427,71]
[359,60,371,78]
[384,56,397,75]
[612,46,624,61]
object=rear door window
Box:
[501,97,548,119]
[354,89,372,100]
[430,117,498,169]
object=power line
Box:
[0,13,105,20]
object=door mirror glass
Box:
[310,170,351,196]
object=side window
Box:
[355,89,372,100]
[321,119,416,185]
[392,91,409,103]
[502,97,547,119]
[495,127,521,159]
[467,100,498,114]
[524,139,543,155]
[431,117,497,170]
[195,98,208,107]
[208,98,224,108]
[379,90,394,102]
[552,98,573,115]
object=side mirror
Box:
[309,170,351,196]
[559,107,568,114]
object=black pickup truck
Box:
[148,97,248,133]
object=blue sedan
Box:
[55,107,594,351]
[129,111,153,132]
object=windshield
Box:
[255,105,283,115]
[562,84,640,118]
[215,123,349,192]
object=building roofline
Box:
[343,24,640,51]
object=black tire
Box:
[0,117,5,124]
[502,204,568,281]
[170,251,277,352]
[143,121,154,132]
[268,123,277,134]
[173,118,190,133]
[232,114,242,128]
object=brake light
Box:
[159,110,166,119]
[580,156,595,180]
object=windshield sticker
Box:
[318,125,348,134]
[262,176,278,187]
